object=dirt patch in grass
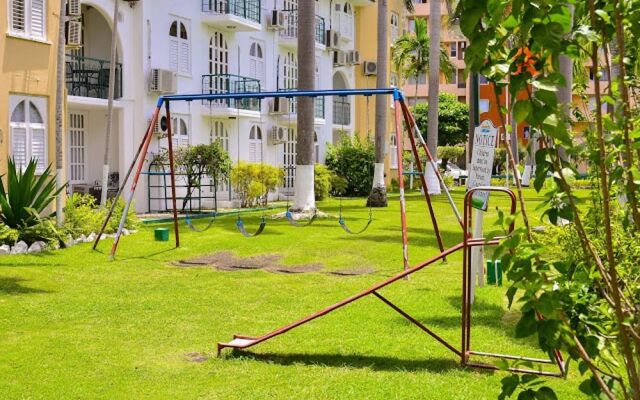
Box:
[185,352,210,363]
[328,267,376,276]
[174,252,322,274]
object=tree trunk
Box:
[426,0,441,194]
[55,0,67,226]
[556,4,574,162]
[101,0,120,207]
[368,0,388,207]
[292,0,315,211]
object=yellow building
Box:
[354,0,407,184]
[1,0,62,176]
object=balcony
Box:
[202,74,261,117]
[201,0,261,32]
[66,54,122,100]
[279,10,326,49]
[333,97,351,126]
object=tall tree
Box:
[426,0,442,194]
[55,0,67,225]
[100,0,120,207]
[392,18,454,105]
[368,0,414,207]
[292,0,315,211]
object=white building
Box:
[66,0,374,212]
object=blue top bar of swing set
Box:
[156,88,404,107]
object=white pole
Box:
[470,209,485,303]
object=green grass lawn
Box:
[0,188,587,399]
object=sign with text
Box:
[467,120,498,211]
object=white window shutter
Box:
[179,41,190,74]
[249,142,256,163]
[30,0,45,39]
[11,0,26,33]
[11,126,28,170]
[31,128,47,173]
[169,39,179,72]
[249,59,257,80]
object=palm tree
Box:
[292,0,315,211]
[392,18,454,105]
[426,0,442,194]
[54,0,67,225]
[100,0,120,207]
[368,0,414,207]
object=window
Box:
[458,41,467,60]
[450,42,457,58]
[479,99,490,113]
[210,120,229,192]
[314,132,319,164]
[169,18,190,74]
[9,96,47,173]
[457,69,466,88]
[68,112,86,183]
[389,134,398,169]
[407,19,415,33]
[283,51,298,113]
[172,115,190,147]
[9,0,45,40]
[478,74,490,85]
[249,125,263,163]
[283,128,297,190]
[407,73,426,85]
[249,41,265,87]
[340,2,353,40]
[390,12,399,42]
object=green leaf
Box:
[517,390,536,400]
[515,309,537,338]
[532,80,558,92]
[513,101,533,123]
[500,375,520,399]
[534,387,558,400]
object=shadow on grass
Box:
[93,246,178,261]
[226,350,472,374]
[0,277,50,295]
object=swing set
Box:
[93,87,564,377]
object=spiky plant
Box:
[0,159,66,229]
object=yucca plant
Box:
[0,159,66,229]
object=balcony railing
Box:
[333,97,351,126]
[202,74,261,110]
[280,10,326,45]
[65,54,122,100]
[202,0,261,23]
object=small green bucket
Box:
[154,228,169,242]
[486,259,503,286]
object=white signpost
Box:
[467,120,499,301]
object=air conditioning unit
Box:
[363,61,378,76]
[333,51,348,67]
[326,29,341,49]
[267,10,285,30]
[149,115,168,135]
[269,97,289,115]
[348,50,361,65]
[67,0,81,17]
[268,126,287,145]
[149,69,178,93]
[66,21,82,48]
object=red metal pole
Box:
[394,99,410,271]
[109,104,161,259]
[399,102,446,254]
[164,101,180,248]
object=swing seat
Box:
[185,213,217,232]
[236,217,267,237]
[339,216,373,235]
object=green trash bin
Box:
[154,228,169,242]
[487,259,503,286]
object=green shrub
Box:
[325,135,375,196]
[0,224,19,245]
[20,217,65,246]
[65,193,139,236]
[230,162,284,208]
[314,164,333,200]
[105,196,139,234]
[442,175,455,189]
[0,159,65,229]
[330,174,348,196]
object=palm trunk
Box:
[426,0,441,194]
[292,0,315,211]
[101,0,120,207]
[368,0,388,207]
[556,4,574,162]
[55,0,67,226]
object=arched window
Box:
[171,115,190,147]
[340,2,353,40]
[248,125,263,163]
[390,12,399,42]
[169,19,190,74]
[210,120,230,191]
[10,96,47,173]
[249,41,265,87]
[389,134,398,169]
[283,51,298,113]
